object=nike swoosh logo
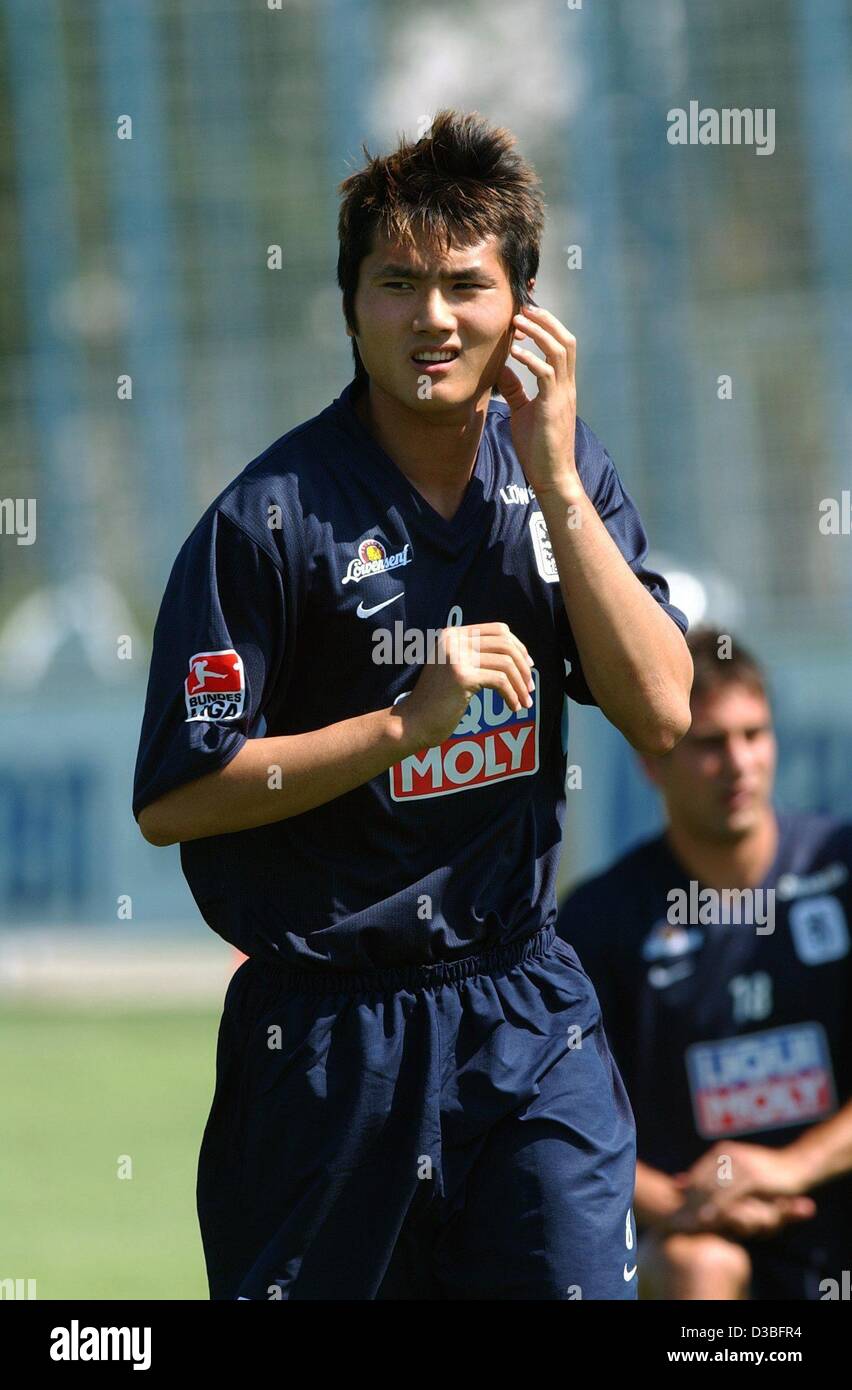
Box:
[356,593,404,618]
[623,1264,637,1281]
[647,961,695,990]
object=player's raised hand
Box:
[398,621,534,751]
[496,304,579,496]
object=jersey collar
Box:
[330,377,497,556]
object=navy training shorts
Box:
[196,924,639,1300]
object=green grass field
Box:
[2,1006,221,1299]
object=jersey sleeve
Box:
[558,420,689,706]
[132,507,290,820]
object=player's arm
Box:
[784,1096,852,1187]
[138,623,533,845]
[778,1095,850,1184]
[139,706,413,844]
[535,477,692,755]
[498,306,692,756]
[634,1159,686,1228]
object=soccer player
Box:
[556,628,852,1299]
[133,110,692,1300]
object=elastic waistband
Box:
[246,924,556,996]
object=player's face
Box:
[347,229,520,413]
[647,685,776,841]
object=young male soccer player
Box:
[133,110,692,1300]
[557,629,852,1299]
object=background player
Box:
[133,110,692,1300]
[557,627,852,1299]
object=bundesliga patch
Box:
[389,671,540,801]
[341,537,412,585]
[184,649,245,721]
[686,1023,836,1140]
[529,512,559,583]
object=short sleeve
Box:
[132,508,288,819]
[559,421,688,706]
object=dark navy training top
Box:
[133,376,687,969]
[557,811,852,1251]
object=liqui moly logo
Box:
[390,671,540,801]
[686,1023,836,1139]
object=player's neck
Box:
[355,379,490,522]
[663,809,779,891]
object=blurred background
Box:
[1,0,850,1297]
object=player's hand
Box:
[673,1141,810,1220]
[397,622,534,751]
[496,304,579,496]
[658,1192,816,1241]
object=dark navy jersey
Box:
[133,375,686,970]
[556,810,852,1248]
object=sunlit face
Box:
[644,684,777,842]
[346,229,523,415]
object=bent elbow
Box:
[137,804,177,848]
[644,704,692,757]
